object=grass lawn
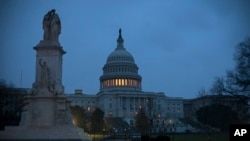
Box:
[167,133,229,141]
[89,133,229,141]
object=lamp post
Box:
[113,128,117,136]
[124,128,127,141]
[147,97,153,139]
[172,124,175,141]
[168,119,175,141]
[103,128,106,141]
[128,127,131,141]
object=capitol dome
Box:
[106,49,135,63]
[99,29,142,91]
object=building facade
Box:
[68,29,185,133]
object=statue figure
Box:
[48,80,64,96]
[39,59,49,87]
[43,9,61,41]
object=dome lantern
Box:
[116,28,124,49]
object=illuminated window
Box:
[119,79,121,86]
[116,79,118,86]
[102,78,142,88]
[122,79,124,86]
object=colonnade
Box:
[101,78,141,89]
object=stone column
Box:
[33,41,66,94]
[20,40,67,127]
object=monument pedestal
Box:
[0,90,90,140]
[0,126,90,140]
[19,89,74,127]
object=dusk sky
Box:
[0,0,249,98]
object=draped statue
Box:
[43,9,61,41]
[39,59,50,87]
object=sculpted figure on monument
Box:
[48,81,64,96]
[43,9,61,41]
[39,59,50,87]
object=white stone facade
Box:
[67,29,185,133]
[68,90,184,132]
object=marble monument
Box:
[0,9,89,140]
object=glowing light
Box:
[169,119,173,125]
[122,79,124,86]
[119,79,121,86]
[102,78,140,88]
[72,118,77,126]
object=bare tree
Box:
[197,87,208,97]
[210,38,250,107]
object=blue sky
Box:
[0,0,249,98]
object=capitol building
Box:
[68,29,185,133]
